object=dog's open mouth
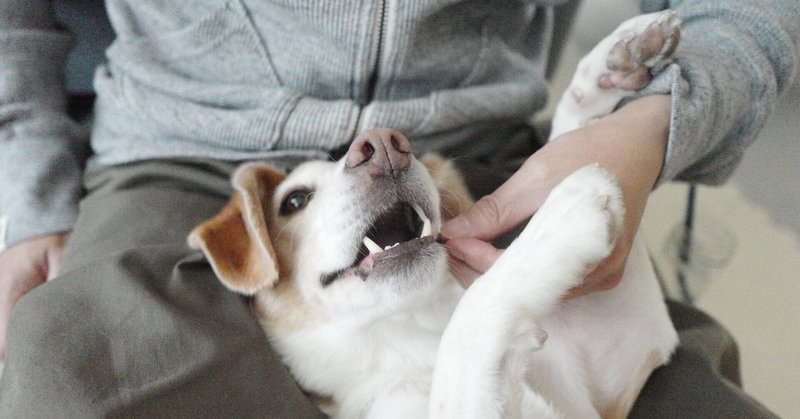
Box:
[321,202,435,286]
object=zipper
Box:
[351,0,388,138]
[363,0,387,106]
[0,216,7,252]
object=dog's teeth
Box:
[421,218,432,238]
[383,243,400,251]
[363,237,383,254]
[413,204,433,238]
[413,204,426,219]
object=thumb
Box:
[441,194,507,240]
[45,234,68,281]
[440,158,552,241]
[46,244,65,281]
[442,187,540,241]
[446,237,503,274]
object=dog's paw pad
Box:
[601,10,681,90]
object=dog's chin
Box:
[318,239,448,311]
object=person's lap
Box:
[0,160,323,418]
[630,301,776,418]
[0,155,776,418]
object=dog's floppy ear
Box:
[189,163,286,295]
[419,153,474,221]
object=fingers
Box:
[0,233,68,358]
[447,257,482,288]
[441,162,550,242]
[446,237,504,288]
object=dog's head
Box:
[189,129,472,328]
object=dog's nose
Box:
[345,128,411,176]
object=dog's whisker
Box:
[275,215,305,251]
[436,186,468,219]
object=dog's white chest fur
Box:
[276,282,463,418]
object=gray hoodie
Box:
[1,0,799,247]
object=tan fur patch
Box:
[189,195,270,293]
[305,391,336,416]
[419,153,473,222]
[188,163,286,294]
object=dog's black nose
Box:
[346,128,411,176]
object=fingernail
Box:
[441,216,471,240]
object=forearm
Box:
[531,95,671,295]
[0,0,85,246]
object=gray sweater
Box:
[1,0,799,248]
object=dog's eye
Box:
[280,188,313,215]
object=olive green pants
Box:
[0,158,776,418]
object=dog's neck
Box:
[256,278,463,411]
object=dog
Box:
[189,11,681,419]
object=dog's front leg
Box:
[429,165,623,419]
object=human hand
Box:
[442,95,671,297]
[0,233,68,359]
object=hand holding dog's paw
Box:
[443,95,671,297]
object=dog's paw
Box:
[521,164,623,274]
[549,11,680,140]
[600,10,681,90]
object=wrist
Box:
[587,94,671,191]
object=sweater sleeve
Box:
[638,0,800,185]
[0,0,87,248]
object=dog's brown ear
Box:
[419,153,474,221]
[189,163,286,295]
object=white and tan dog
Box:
[190,11,681,419]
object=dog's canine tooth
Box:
[363,237,383,254]
[413,204,432,238]
[413,204,425,219]
[421,218,432,238]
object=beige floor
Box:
[643,182,800,418]
[554,3,800,416]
